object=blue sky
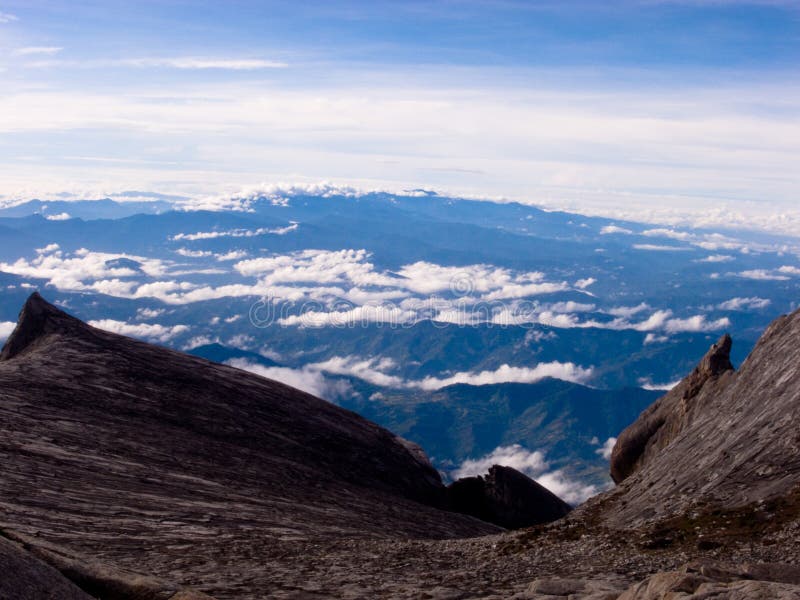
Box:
[1,0,799,231]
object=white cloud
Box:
[717,297,771,311]
[600,225,633,235]
[136,307,166,320]
[452,445,548,480]
[642,228,692,241]
[0,246,168,292]
[574,277,596,289]
[225,358,351,401]
[595,437,617,460]
[0,11,17,23]
[643,333,669,345]
[631,309,729,334]
[452,444,599,505]
[778,265,800,276]
[632,244,692,251]
[44,212,71,220]
[662,314,730,334]
[175,247,212,257]
[737,269,790,281]
[119,57,288,70]
[607,302,650,318]
[216,250,248,261]
[279,305,417,327]
[416,362,594,389]
[696,254,734,263]
[639,378,682,391]
[0,321,16,341]
[309,356,406,387]
[88,319,189,342]
[14,46,62,56]
[172,222,297,241]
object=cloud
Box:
[45,212,71,220]
[737,269,790,281]
[639,377,681,391]
[14,46,62,56]
[451,444,599,505]
[309,356,406,387]
[0,246,168,292]
[595,437,617,460]
[717,297,771,310]
[632,244,693,251]
[778,265,800,276]
[278,305,417,327]
[120,57,288,70]
[175,248,212,257]
[574,277,596,289]
[643,333,669,344]
[88,319,189,342]
[216,250,248,261]
[225,358,351,401]
[416,362,594,389]
[662,314,730,334]
[0,11,17,23]
[452,445,548,480]
[631,309,729,333]
[600,225,633,235]
[642,228,692,241]
[696,254,734,263]
[172,222,297,241]
[0,321,16,341]
[607,302,650,318]
[269,354,594,391]
[136,307,165,320]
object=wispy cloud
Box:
[88,319,189,343]
[13,46,62,56]
[23,57,287,70]
[0,10,17,23]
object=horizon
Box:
[1,0,798,234]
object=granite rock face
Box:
[610,334,734,484]
[591,309,800,527]
[0,293,504,597]
[448,465,572,529]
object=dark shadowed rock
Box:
[447,465,572,529]
[0,535,93,600]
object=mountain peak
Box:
[610,334,735,484]
[701,333,733,375]
[0,292,85,361]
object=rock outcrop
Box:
[594,308,800,528]
[610,334,734,484]
[448,465,572,529]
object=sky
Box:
[1,0,799,231]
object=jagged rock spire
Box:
[0,292,82,361]
[609,333,735,484]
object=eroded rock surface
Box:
[594,313,800,527]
